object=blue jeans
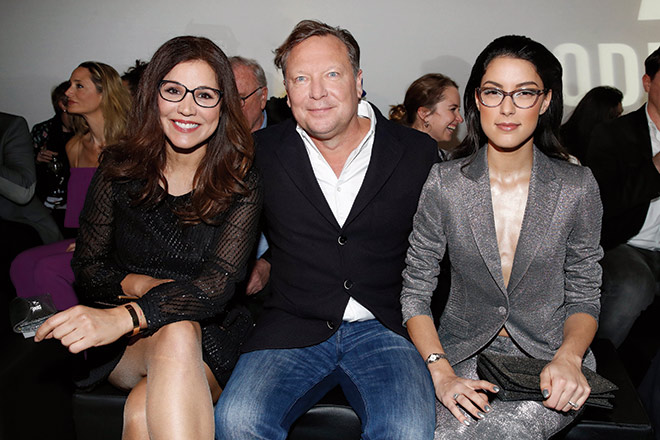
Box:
[596,244,660,347]
[214,319,435,440]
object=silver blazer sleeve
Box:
[401,164,446,325]
[563,167,603,321]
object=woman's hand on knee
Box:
[431,368,498,426]
[34,304,135,353]
[540,355,591,412]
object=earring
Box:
[423,121,430,128]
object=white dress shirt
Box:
[296,100,377,321]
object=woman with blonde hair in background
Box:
[11,61,131,311]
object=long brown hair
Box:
[101,36,254,224]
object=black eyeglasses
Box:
[240,86,263,107]
[477,87,548,109]
[158,80,223,108]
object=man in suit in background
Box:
[231,55,293,134]
[587,46,660,347]
[231,56,270,133]
[231,56,292,296]
[215,20,438,439]
[0,112,61,244]
[1,112,61,332]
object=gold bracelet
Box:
[124,304,141,337]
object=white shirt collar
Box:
[646,103,660,156]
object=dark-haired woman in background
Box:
[390,73,463,158]
[401,35,603,439]
[32,80,74,210]
[35,36,261,439]
[560,86,623,165]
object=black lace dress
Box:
[71,167,262,388]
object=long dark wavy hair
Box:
[452,35,568,162]
[101,36,253,224]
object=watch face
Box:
[426,353,445,364]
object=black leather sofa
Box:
[72,339,653,440]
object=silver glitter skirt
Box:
[434,336,594,440]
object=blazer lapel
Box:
[343,111,404,228]
[633,105,653,159]
[274,125,340,230]
[464,148,507,295]
[507,147,561,294]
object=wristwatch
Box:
[425,352,448,364]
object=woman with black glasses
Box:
[401,35,603,439]
[35,36,261,439]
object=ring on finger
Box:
[453,393,461,401]
[567,400,578,408]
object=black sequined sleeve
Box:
[135,170,263,335]
[72,170,129,303]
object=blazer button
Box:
[337,235,347,245]
[343,279,353,290]
[327,321,335,330]
[498,306,507,315]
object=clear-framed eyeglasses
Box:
[158,80,223,108]
[477,87,548,109]
[240,86,263,107]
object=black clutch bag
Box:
[9,294,57,338]
[476,352,618,409]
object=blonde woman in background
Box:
[11,61,131,311]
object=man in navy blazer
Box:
[215,20,438,439]
[587,46,660,347]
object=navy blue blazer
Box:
[242,105,438,352]
[587,105,660,249]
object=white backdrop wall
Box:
[1,0,658,131]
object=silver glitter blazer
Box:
[401,145,603,366]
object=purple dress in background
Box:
[10,167,97,310]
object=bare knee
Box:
[148,321,203,364]
[123,383,148,438]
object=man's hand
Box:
[246,258,271,295]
